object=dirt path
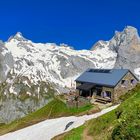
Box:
[83,127,93,140]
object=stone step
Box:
[95,99,107,104]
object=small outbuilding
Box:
[75,69,138,103]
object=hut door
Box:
[96,89,102,96]
[105,91,111,98]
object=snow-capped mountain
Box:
[91,26,140,78]
[0,31,116,123]
[4,32,116,92]
[0,25,140,123]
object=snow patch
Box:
[0,105,119,140]
[9,86,17,95]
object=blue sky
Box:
[0,0,139,49]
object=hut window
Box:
[121,80,125,85]
[131,79,137,85]
[121,80,128,87]
[131,79,134,84]
[104,91,111,98]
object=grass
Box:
[0,97,94,136]
[54,125,85,140]
[54,84,140,140]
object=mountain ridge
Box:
[0,25,139,123]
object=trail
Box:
[0,104,119,140]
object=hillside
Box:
[53,84,140,140]
[0,98,95,136]
[0,102,118,140]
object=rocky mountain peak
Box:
[15,32,23,38]
[121,26,140,45]
[113,26,140,74]
[123,26,138,36]
[108,26,140,52]
[91,40,109,50]
[8,32,28,42]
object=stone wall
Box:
[76,82,82,88]
[113,72,138,102]
[66,96,90,108]
[76,72,138,103]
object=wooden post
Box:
[90,90,91,97]
[79,90,82,96]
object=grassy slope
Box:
[0,98,95,136]
[53,84,140,140]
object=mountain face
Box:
[0,26,139,123]
[112,26,140,79]
[0,41,14,82]
[5,32,117,89]
[91,26,140,78]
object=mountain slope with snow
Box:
[0,32,117,123]
[91,26,140,78]
[5,32,117,90]
[0,26,140,123]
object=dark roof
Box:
[75,69,135,87]
[77,83,95,91]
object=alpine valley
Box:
[0,26,140,124]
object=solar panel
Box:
[76,69,130,87]
[88,69,111,73]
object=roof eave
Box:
[75,80,115,88]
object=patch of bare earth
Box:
[82,124,93,140]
